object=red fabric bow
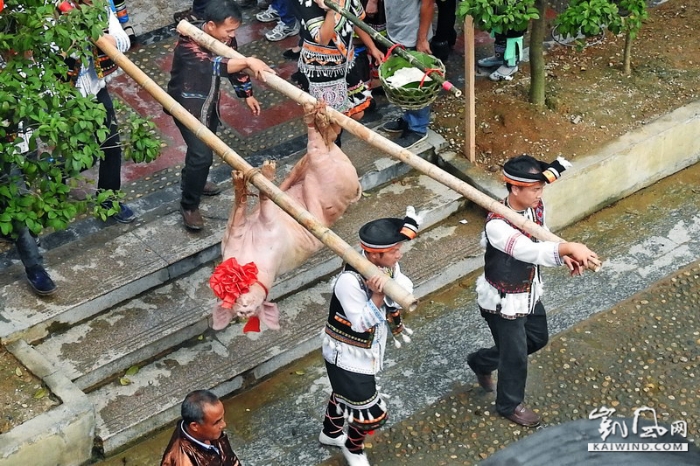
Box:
[209,258,259,309]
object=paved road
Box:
[98,158,700,466]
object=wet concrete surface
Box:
[96,159,700,465]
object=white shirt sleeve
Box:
[485,218,563,267]
[334,273,385,332]
[107,10,130,53]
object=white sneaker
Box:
[489,65,518,81]
[265,20,300,41]
[340,444,370,466]
[255,5,279,22]
[319,430,347,448]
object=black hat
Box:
[503,155,572,186]
[359,216,417,253]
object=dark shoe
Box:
[502,403,541,427]
[382,117,407,133]
[26,265,57,296]
[101,201,136,224]
[395,130,428,150]
[430,39,450,63]
[467,354,495,392]
[202,181,222,196]
[180,206,204,231]
[282,48,301,60]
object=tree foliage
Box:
[0,0,160,238]
[555,0,648,74]
[457,0,540,35]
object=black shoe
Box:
[382,117,407,133]
[26,265,57,296]
[282,48,301,60]
[101,201,136,224]
[395,130,428,150]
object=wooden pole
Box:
[323,0,462,99]
[464,16,476,163]
[175,22,601,271]
[95,36,419,311]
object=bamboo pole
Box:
[95,36,419,312]
[464,16,476,163]
[175,22,601,271]
[323,0,462,99]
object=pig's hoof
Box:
[261,161,276,181]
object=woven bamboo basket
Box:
[378,51,445,110]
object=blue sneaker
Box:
[25,265,57,296]
[102,201,136,224]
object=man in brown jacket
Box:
[160,390,242,466]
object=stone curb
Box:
[0,340,94,466]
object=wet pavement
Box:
[97,157,700,466]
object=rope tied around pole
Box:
[420,68,444,88]
[383,43,405,62]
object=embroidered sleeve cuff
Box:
[359,299,385,331]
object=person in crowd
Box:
[68,0,136,223]
[350,0,386,113]
[477,26,526,81]
[255,0,300,42]
[319,207,421,466]
[160,390,242,466]
[294,0,383,147]
[380,0,434,149]
[466,154,599,427]
[167,0,273,231]
[430,0,457,62]
[0,127,57,296]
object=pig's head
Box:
[231,285,267,319]
[232,286,281,331]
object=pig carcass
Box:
[210,102,362,332]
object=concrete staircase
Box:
[0,127,489,456]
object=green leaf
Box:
[34,388,50,399]
[125,365,140,376]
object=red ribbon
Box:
[209,258,259,309]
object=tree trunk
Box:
[529,0,548,106]
[623,30,633,75]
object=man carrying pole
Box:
[319,208,420,466]
[466,154,599,428]
[167,0,274,231]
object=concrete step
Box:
[0,127,445,345]
[87,202,486,455]
[33,158,469,393]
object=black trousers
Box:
[433,0,457,45]
[95,87,123,193]
[469,302,549,416]
[174,114,219,210]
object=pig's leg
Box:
[225,170,248,233]
[258,161,279,223]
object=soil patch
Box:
[0,345,59,433]
[433,0,699,172]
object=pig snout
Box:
[232,286,267,318]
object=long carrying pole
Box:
[95,36,419,312]
[175,22,600,271]
[323,0,462,99]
